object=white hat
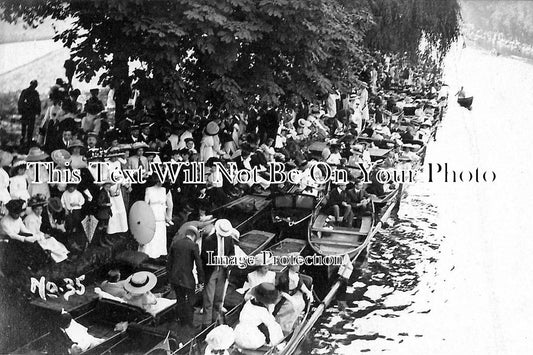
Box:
[206,325,235,351]
[123,271,157,294]
[215,219,233,237]
[298,118,311,128]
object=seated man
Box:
[324,182,353,226]
[100,269,127,298]
[346,179,373,218]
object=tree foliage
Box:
[362,0,461,62]
[0,0,460,111]
[461,0,533,46]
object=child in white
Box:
[61,184,85,234]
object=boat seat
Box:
[311,240,359,248]
[312,214,329,230]
[359,216,372,234]
[313,227,367,236]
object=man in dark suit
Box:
[167,225,204,331]
[18,80,41,143]
[346,179,372,217]
[56,129,73,150]
[325,182,353,226]
[200,219,235,329]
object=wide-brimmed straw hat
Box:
[205,121,220,135]
[11,158,27,170]
[124,271,157,295]
[205,325,235,352]
[68,139,85,150]
[250,282,280,305]
[28,194,48,208]
[182,225,199,240]
[51,149,72,166]
[132,142,149,151]
[86,148,104,161]
[5,199,25,214]
[144,150,159,156]
[26,147,49,162]
[214,219,233,237]
[48,197,63,213]
[105,147,125,158]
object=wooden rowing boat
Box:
[85,229,277,355]
[212,194,271,231]
[14,298,174,355]
[172,238,309,355]
[277,186,401,355]
[271,193,317,228]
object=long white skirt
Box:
[38,237,69,263]
[107,191,128,234]
[234,321,284,350]
[139,220,167,258]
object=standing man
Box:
[167,225,204,333]
[201,219,235,329]
[18,80,41,144]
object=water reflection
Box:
[302,185,447,354]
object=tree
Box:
[362,0,461,63]
[1,0,460,112]
[1,0,374,112]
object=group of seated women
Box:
[232,253,313,350]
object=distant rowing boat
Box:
[457,96,473,109]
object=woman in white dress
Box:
[359,83,370,124]
[9,159,30,201]
[200,121,225,162]
[233,283,284,350]
[274,258,313,334]
[139,176,172,258]
[0,151,12,208]
[240,254,276,300]
[24,194,69,263]
[105,149,128,234]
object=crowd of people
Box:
[1,52,448,353]
[464,25,533,60]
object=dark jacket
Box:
[46,328,74,355]
[346,188,369,206]
[325,188,347,208]
[167,237,204,289]
[201,232,235,280]
[40,207,65,236]
[18,86,41,116]
[96,189,112,220]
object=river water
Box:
[304,46,533,354]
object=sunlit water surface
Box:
[302,46,533,355]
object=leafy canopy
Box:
[1,0,460,111]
